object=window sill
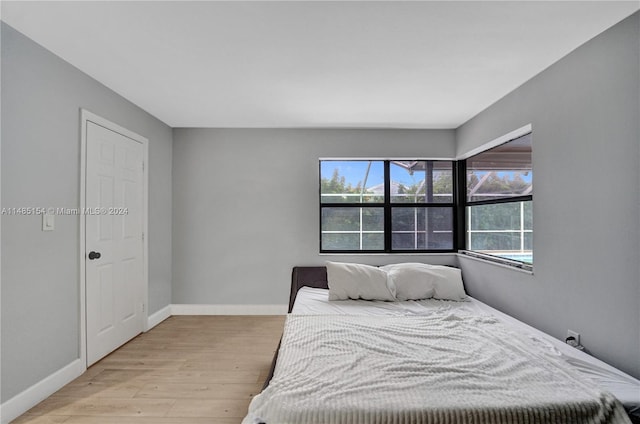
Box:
[319,252,456,257]
[457,251,534,274]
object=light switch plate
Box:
[42,214,55,231]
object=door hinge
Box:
[142,303,145,313]
[142,232,145,241]
[142,162,145,172]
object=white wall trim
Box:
[171,304,288,315]
[318,156,456,161]
[78,109,88,371]
[146,305,172,331]
[456,123,532,160]
[0,19,3,412]
[0,359,84,424]
[319,252,456,257]
[456,252,534,275]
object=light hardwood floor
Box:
[12,315,285,424]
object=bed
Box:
[244,264,640,424]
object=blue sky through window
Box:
[320,161,385,189]
[321,160,430,188]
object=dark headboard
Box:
[289,267,328,312]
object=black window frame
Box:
[461,132,533,268]
[319,159,459,254]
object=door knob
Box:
[88,251,101,260]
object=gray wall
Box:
[456,12,640,378]
[172,128,457,305]
[1,23,173,401]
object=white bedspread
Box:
[291,286,640,419]
[244,313,630,424]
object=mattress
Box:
[292,286,640,420]
[245,312,631,423]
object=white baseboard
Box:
[171,304,288,315]
[150,303,279,326]
[0,358,85,424]
[146,304,172,331]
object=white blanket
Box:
[291,286,640,419]
[244,314,630,424]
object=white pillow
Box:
[381,263,467,301]
[380,263,436,300]
[326,261,396,301]
[429,266,467,301]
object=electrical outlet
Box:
[567,330,580,345]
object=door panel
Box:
[99,175,114,240]
[98,264,114,333]
[86,121,144,366]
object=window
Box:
[320,160,455,252]
[464,132,533,265]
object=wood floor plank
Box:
[166,399,250,418]
[10,416,70,424]
[84,369,261,384]
[73,369,155,384]
[92,358,186,370]
[11,316,285,424]
[62,417,238,424]
[100,347,277,360]
[134,382,262,400]
[51,381,145,399]
[179,360,273,372]
[24,397,175,417]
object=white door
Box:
[86,121,145,366]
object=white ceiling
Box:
[2,1,638,128]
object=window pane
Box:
[390,161,453,203]
[523,201,532,230]
[469,232,521,251]
[469,203,521,231]
[467,201,532,262]
[320,160,384,203]
[524,232,533,251]
[391,207,453,250]
[321,207,384,250]
[322,233,360,250]
[362,233,385,250]
[467,133,532,202]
